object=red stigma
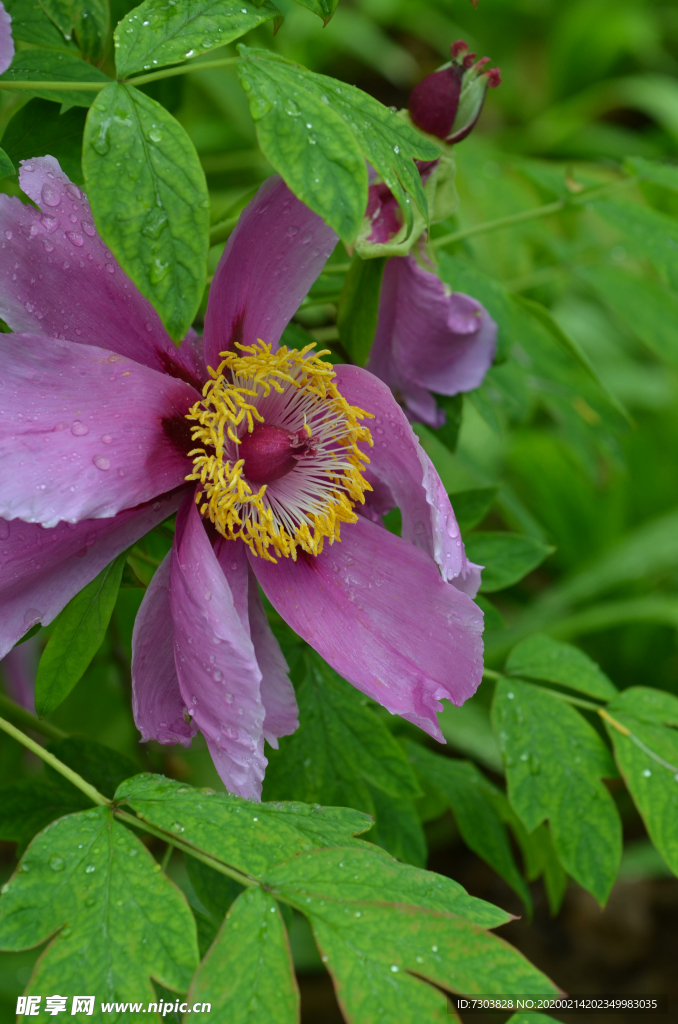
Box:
[488,67,502,87]
[450,40,468,58]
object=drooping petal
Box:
[0,333,198,527]
[250,515,484,739]
[368,255,496,425]
[212,537,297,748]
[334,364,481,595]
[0,490,181,658]
[0,157,202,387]
[0,2,14,75]
[203,175,337,370]
[1,635,37,711]
[170,497,266,800]
[131,552,197,748]
[247,567,298,747]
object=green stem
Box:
[541,689,604,712]
[113,808,256,889]
[0,693,67,741]
[125,56,239,88]
[432,177,639,249]
[0,715,109,806]
[0,79,109,92]
[482,668,501,681]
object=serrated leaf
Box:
[450,487,497,532]
[407,743,531,911]
[292,0,338,24]
[604,687,678,877]
[0,49,111,106]
[266,847,557,1023]
[0,807,199,1014]
[35,552,126,716]
[114,0,281,78]
[337,255,386,366]
[492,678,621,904]
[4,0,80,51]
[39,0,109,60]
[83,83,209,340]
[187,887,299,1024]
[263,653,421,813]
[463,532,555,593]
[593,199,678,291]
[237,46,439,244]
[1,98,86,184]
[506,634,618,701]
[115,774,373,878]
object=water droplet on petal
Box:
[41,182,61,207]
[93,455,111,471]
[71,420,89,436]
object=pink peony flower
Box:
[0,158,483,798]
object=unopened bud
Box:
[408,41,501,144]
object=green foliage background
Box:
[2,0,678,1020]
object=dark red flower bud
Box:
[408,42,502,144]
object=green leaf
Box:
[463,532,555,593]
[626,156,678,194]
[39,0,109,61]
[492,678,622,904]
[475,594,505,632]
[114,0,282,79]
[337,256,386,366]
[604,687,678,877]
[266,847,557,1022]
[0,50,111,106]
[0,147,14,178]
[115,774,373,878]
[504,819,567,916]
[0,807,199,1011]
[433,393,463,453]
[262,653,422,858]
[236,46,439,244]
[83,82,209,340]
[450,487,497,532]
[407,743,531,911]
[292,0,338,25]
[578,263,678,367]
[35,552,126,716]
[2,98,86,184]
[187,887,299,1024]
[506,633,618,701]
[593,199,678,290]
[4,0,80,51]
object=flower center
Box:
[185,341,373,562]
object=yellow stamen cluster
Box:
[185,341,373,562]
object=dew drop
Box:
[66,231,84,247]
[71,420,89,436]
[49,856,65,872]
[93,455,111,471]
[85,864,96,873]
[41,182,61,207]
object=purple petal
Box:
[0,491,181,658]
[1,635,37,711]
[132,552,198,748]
[0,157,202,388]
[203,176,337,370]
[250,515,484,739]
[0,333,198,527]
[247,567,298,747]
[170,497,266,800]
[368,256,496,425]
[0,2,14,75]
[334,364,482,595]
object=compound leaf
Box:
[237,46,439,244]
[463,532,554,593]
[292,0,338,24]
[83,83,209,340]
[0,49,111,106]
[492,678,621,904]
[0,807,198,1014]
[506,633,618,701]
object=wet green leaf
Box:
[506,633,618,701]
[0,50,111,106]
[2,99,86,184]
[464,532,555,592]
